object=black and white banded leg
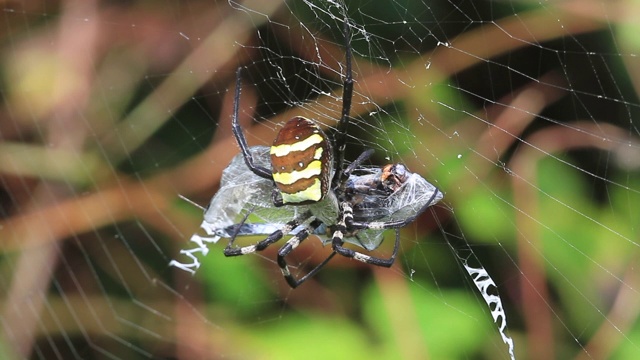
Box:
[346,188,441,231]
[223,211,312,256]
[331,202,401,267]
[330,188,440,267]
[332,229,400,267]
[277,219,337,288]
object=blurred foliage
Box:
[0,0,639,359]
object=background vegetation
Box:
[1,0,639,359]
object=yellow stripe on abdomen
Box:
[272,160,322,185]
[270,134,324,157]
[280,178,323,203]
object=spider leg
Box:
[335,148,374,194]
[343,148,374,177]
[346,187,442,230]
[271,188,284,207]
[231,67,272,180]
[277,219,337,288]
[331,187,440,265]
[331,201,400,267]
[223,211,312,256]
[332,15,354,187]
[332,228,400,267]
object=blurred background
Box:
[1,0,639,359]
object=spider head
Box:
[270,117,334,205]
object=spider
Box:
[218,18,442,288]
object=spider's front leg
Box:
[231,67,272,180]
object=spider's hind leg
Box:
[277,219,337,288]
[332,228,400,268]
[223,211,312,256]
[331,201,400,268]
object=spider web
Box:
[1,0,639,359]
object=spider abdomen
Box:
[270,117,333,205]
